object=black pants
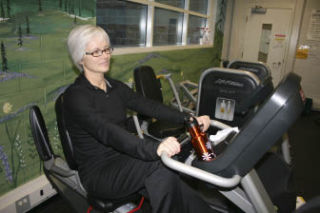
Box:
[85,155,216,213]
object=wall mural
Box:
[0,0,226,196]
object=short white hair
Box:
[67,25,110,72]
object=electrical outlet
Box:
[15,195,31,213]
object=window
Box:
[189,0,208,14]
[155,0,185,9]
[153,8,183,45]
[187,15,207,44]
[96,0,214,50]
[97,1,147,47]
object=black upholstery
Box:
[134,65,163,104]
[29,105,91,212]
[55,94,141,212]
[197,68,263,128]
[134,65,185,138]
[228,60,271,81]
[227,61,274,113]
[55,95,78,170]
[194,73,304,177]
[29,106,54,161]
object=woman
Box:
[63,24,214,213]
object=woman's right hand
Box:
[157,137,181,157]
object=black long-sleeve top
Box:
[63,74,187,184]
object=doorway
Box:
[242,8,292,85]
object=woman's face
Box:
[81,35,111,75]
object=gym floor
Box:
[27,110,320,213]
[289,110,320,200]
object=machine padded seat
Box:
[228,60,271,82]
[197,68,271,128]
[55,94,141,212]
[228,61,274,111]
[29,106,54,162]
[29,106,90,212]
[134,65,185,138]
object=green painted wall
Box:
[0,0,226,196]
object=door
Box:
[242,8,292,85]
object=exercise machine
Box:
[228,60,292,164]
[29,105,143,213]
[133,65,185,140]
[162,72,304,212]
[29,70,304,212]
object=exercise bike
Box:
[29,71,305,212]
[160,72,304,212]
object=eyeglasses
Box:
[85,47,114,57]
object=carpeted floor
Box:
[289,110,320,201]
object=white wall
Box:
[224,0,320,109]
[293,0,320,109]
[225,0,302,71]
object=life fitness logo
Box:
[214,79,244,88]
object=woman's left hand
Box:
[195,115,211,132]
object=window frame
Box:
[110,0,217,55]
